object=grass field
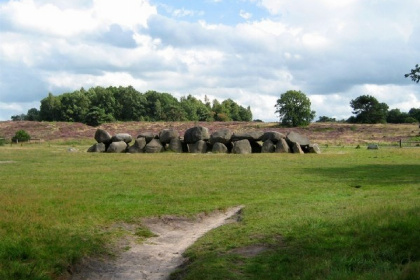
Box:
[0,143,419,279]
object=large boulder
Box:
[292,142,305,154]
[184,126,210,144]
[127,137,146,153]
[137,132,156,143]
[188,140,207,153]
[159,129,179,144]
[309,144,321,154]
[261,131,286,144]
[212,142,228,153]
[87,143,106,153]
[231,131,264,142]
[145,139,163,153]
[94,129,112,144]
[168,138,183,153]
[275,138,291,153]
[232,140,252,154]
[112,133,133,143]
[106,141,127,153]
[286,131,310,147]
[261,140,275,153]
[209,129,233,145]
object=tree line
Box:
[275,91,420,127]
[12,86,253,126]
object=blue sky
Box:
[0,0,419,121]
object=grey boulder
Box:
[209,129,233,145]
[159,129,179,144]
[261,140,275,153]
[261,131,286,143]
[107,141,127,153]
[232,131,264,142]
[232,139,252,154]
[112,133,133,143]
[184,126,210,144]
[87,143,106,153]
[275,138,291,153]
[212,142,228,153]
[127,137,146,153]
[137,132,156,143]
[309,144,321,154]
[145,139,163,153]
[94,129,112,144]
[169,138,183,153]
[292,142,305,154]
[188,140,207,153]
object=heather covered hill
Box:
[0,121,418,145]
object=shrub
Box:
[0,137,5,146]
[12,130,31,143]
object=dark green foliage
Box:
[405,64,420,83]
[317,116,337,122]
[349,95,389,124]
[36,86,251,124]
[408,108,420,122]
[12,130,31,142]
[275,90,316,127]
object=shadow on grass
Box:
[242,206,420,280]
[304,164,420,187]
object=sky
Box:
[0,0,419,122]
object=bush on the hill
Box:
[12,130,31,143]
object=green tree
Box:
[386,109,409,123]
[59,91,91,122]
[85,106,114,127]
[40,93,61,121]
[349,95,389,124]
[238,106,252,121]
[25,108,40,121]
[11,114,26,121]
[275,90,315,127]
[12,130,31,143]
[408,108,420,122]
[317,116,336,122]
[405,64,420,83]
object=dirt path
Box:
[71,206,243,280]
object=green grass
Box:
[0,144,419,279]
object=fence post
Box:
[400,139,402,148]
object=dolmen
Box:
[87,126,321,154]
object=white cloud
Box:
[0,0,419,122]
[0,0,156,37]
[239,10,252,20]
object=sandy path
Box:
[71,206,243,280]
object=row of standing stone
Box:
[87,126,321,154]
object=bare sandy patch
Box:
[0,161,15,164]
[70,206,243,280]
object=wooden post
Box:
[399,139,402,148]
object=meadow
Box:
[0,133,419,279]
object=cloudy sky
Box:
[0,0,419,122]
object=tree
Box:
[275,90,315,127]
[40,93,61,121]
[317,116,336,122]
[408,108,420,122]
[25,108,40,121]
[12,130,31,143]
[349,95,389,124]
[405,64,420,83]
